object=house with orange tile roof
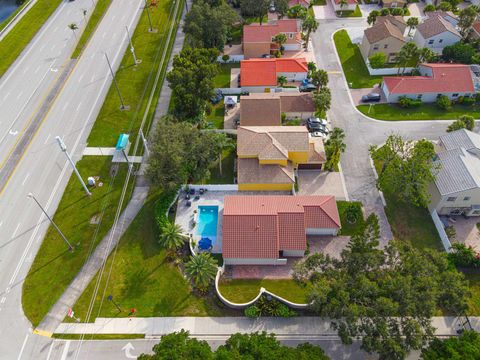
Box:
[240,58,308,92]
[243,19,302,59]
[381,63,476,103]
[240,92,315,126]
[222,195,341,265]
[237,126,326,191]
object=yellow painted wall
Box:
[239,183,293,191]
[288,151,309,165]
[259,159,288,166]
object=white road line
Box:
[62,102,69,112]
[102,31,106,39]
[12,223,21,239]
[0,221,3,227]
[5,287,10,294]
[22,173,30,186]
[23,66,30,74]
[46,340,55,360]
[76,102,82,112]
[90,74,95,82]
[44,133,51,144]
[53,26,59,33]
[51,44,56,51]
[91,53,95,59]
[60,341,71,360]
[3,92,9,101]
[16,91,23,99]
[78,73,84,83]
[17,334,29,360]
[34,65,41,74]
[1,297,6,304]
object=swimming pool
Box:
[196,206,219,242]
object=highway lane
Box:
[0,0,144,358]
[0,0,94,171]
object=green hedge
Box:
[154,190,179,232]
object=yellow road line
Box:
[33,328,53,337]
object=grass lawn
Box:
[218,279,309,304]
[214,63,239,89]
[244,15,268,25]
[201,148,235,184]
[22,157,134,326]
[67,191,233,321]
[71,0,113,59]
[337,201,365,236]
[357,103,480,121]
[465,274,480,315]
[52,333,145,340]
[336,5,362,17]
[206,100,224,129]
[87,0,183,147]
[0,0,63,79]
[311,0,327,4]
[333,30,382,89]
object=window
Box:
[447,197,457,202]
[464,196,471,201]
[428,39,434,45]
[439,39,443,43]
[288,33,293,39]
[453,93,459,97]
[373,44,379,50]
[417,94,423,99]
[384,44,388,49]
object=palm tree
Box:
[406,17,419,36]
[339,0,348,16]
[185,253,218,292]
[301,15,318,50]
[397,42,419,74]
[68,23,78,40]
[310,68,328,91]
[324,127,346,171]
[277,75,287,87]
[212,133,235,176]
[159,221,185,258]
[272,33,287,55]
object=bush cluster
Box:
[244,296,297,318]
[154,190,179,233]
[448,243,480,268]
[398,96,422,108]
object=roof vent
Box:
[255,225,260,230]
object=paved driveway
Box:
[312,4,337,19]
[297,170,347,200]
[310,19,451,245]
[350,86,387,106]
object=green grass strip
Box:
[0,0,63,78]
[71,0,113,59]
[52,333,145,340]
[0,0,31,32]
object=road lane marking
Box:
[44,133,51,144]
[0,297,5,303]
[62,102,69,112]
[22,173,30,186]
[46,340,55,360]
[0,221,3,227]
[102,31,106,38]
[16,91,23,99]
[9,129,19,136]
[76,102,82,112]
[3,91,10,101]
[17,334,29,360]
[34,65,41,74]
[78,73,84,83]
[5,287,10,293]
[12,223,21,238]
[61,341,71,360]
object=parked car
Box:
[311,131,327,138]
[269,2,276,12]
[210,90,222,104]
[361,93,381,103]
[306,117,328,132]
[299,84,316,92]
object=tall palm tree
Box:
[302,15,318,50]
[277,75,287,87]
[159,221,185,257]
[185,253,218,292]
[272,33,287,55]
[406,17,419,36]
[212,133,235,176]
[324,127,346,171]
[68,23,78,39]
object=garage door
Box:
[298,163,322,170]
[306,228,337,235]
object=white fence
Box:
[187,184,238,191]
[430,210,453,253]
[217,55,244,63]
[367,63,415,76]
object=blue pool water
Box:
[197,206,219,242]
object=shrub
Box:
[462,97,475,106]
[398,96,421,108]
[448,243,480,268]
[287,4,306,18]
[221,54,230,63]
[436,95,451,110]
[445,226,456,241]
[253,296,298,317]
[437,1,452,11]
[390,7,404,15]
[424,3,435,12]
[369,52,386,69]
[281,112,287,123]
[275,303,297,317]
[155,190,179,234]
[459,114,475,130]
[380,8,390,15]
[344,202,361,224]
[443,42,476,64]
[244,305,261,318]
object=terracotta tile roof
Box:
[308,138,327,163]
[416,14,460,39]
[473,21,480,35]
[237,126,309,159]
[240,58,308,87]
[364,19,406,44]
[383,63,474,94]
[222,195,341,259]
[240,93,281,126]
[243,19,300,43]
[278,93,315,112]
[237,158,295,184]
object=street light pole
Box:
[139,129,149,158]
[144,0,156,33]
[27,193,74,252]
[55,136,92,196]
[125,26,141,65]
[105,53,128,110]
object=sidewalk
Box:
[54,316,480,337]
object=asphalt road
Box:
[0,0,145,358]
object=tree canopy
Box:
[240,0,269,24]
[184,1,239,51]
[146,118,220,190]
[370,134,436,207]
[458,6,478,38]
[421,331,480,360]
[447,115,475,132]
[442,42,480,64]
[294,214,470,360]
[167,47,219,120]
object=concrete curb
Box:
[0,0,38,41]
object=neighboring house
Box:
[240,58,308,92]
[413,12,461,53]
[331,0,357,12]
[243,19,302,59]
[237,126,326,191]
[240,92,315,126]
[380,0,407,8]
[381,63,475,103]
[288,0,310,7]
[222,195,341,265]
[428,129,480,217]
[360,15,407,63]
[469,21,480,40]
[428,10,459,27]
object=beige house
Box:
[381,0,407,7]
[240,92,315,126]
[360,15,406,63]
[428,129,480,217]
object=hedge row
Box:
[154,190,179,233]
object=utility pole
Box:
[144,0,157,33]
[126,26,141,65]
[27,193,74,252]
[105,53,128,110]
[55,136,91,196]
[139,129,149,157]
